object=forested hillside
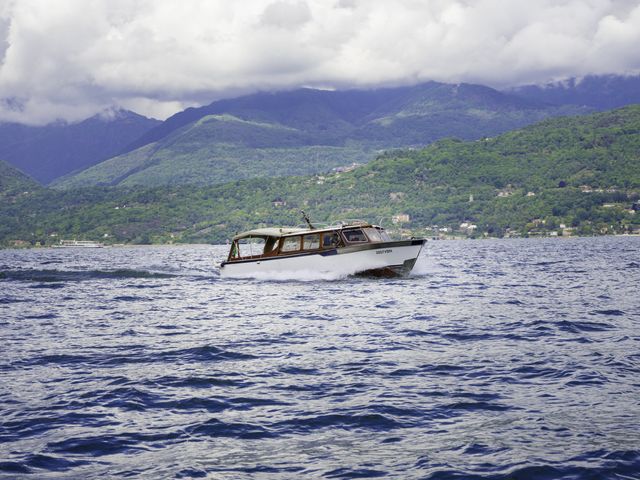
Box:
[53,82,585,189]
[2,106,638,247]
[0,160,42,197]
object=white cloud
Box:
[260,1,311,29]
[0,0,639,124]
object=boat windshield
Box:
[236,237,266,257]
[343,228,368,243]
[364,227,391,242]
[363,228,382,242]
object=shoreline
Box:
[2,234,639,250]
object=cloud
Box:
[260,1,312,29]
[0,0,639,124]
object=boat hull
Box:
[220,239,425,279]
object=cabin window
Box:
[303,234,320,250]
[343,229,368,243]
[237,237,266,257]
[363,228,383,242]
[281,236,301,252]
[322,232,340,248]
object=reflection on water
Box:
[1,237,639,479]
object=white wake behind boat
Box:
[220,218,425,278]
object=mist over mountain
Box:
[508,75,640,110]
[0,110,160,184]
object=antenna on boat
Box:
[301,210,314,229]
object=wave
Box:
[9,344,256,371]
[324,467,387,478]
[0,268,178,282]
[271,412,404,434]
[0,454,90,475]
[590,309,626,317]
[557,319,617,332]
[0,296,29,304]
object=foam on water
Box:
[222,267,353,281]
[409,252,431,276]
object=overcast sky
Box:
[1,0,639,125]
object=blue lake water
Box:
[1,237,639,479]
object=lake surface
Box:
[1,237,639,479]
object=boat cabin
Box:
[227,223,391,262]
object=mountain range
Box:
[51,81,587,189]
[0,110,160,184]
[2,74,639,191]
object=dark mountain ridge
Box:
[0,110,160,184]
[125,81,553,152]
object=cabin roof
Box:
[233,227,307,240]
[232,222,377,240]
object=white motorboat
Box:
[220,216,425,278]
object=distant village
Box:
[269,179,640,242]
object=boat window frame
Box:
[233,236,269,259]
[280,235,302,253]
[322,231,341,248]
[303,233,321,251]
[342,228,369,244]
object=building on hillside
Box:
[497,185,515,197]
[392,214,410,224]
[332,163,362,173]
[459,222,477,233]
